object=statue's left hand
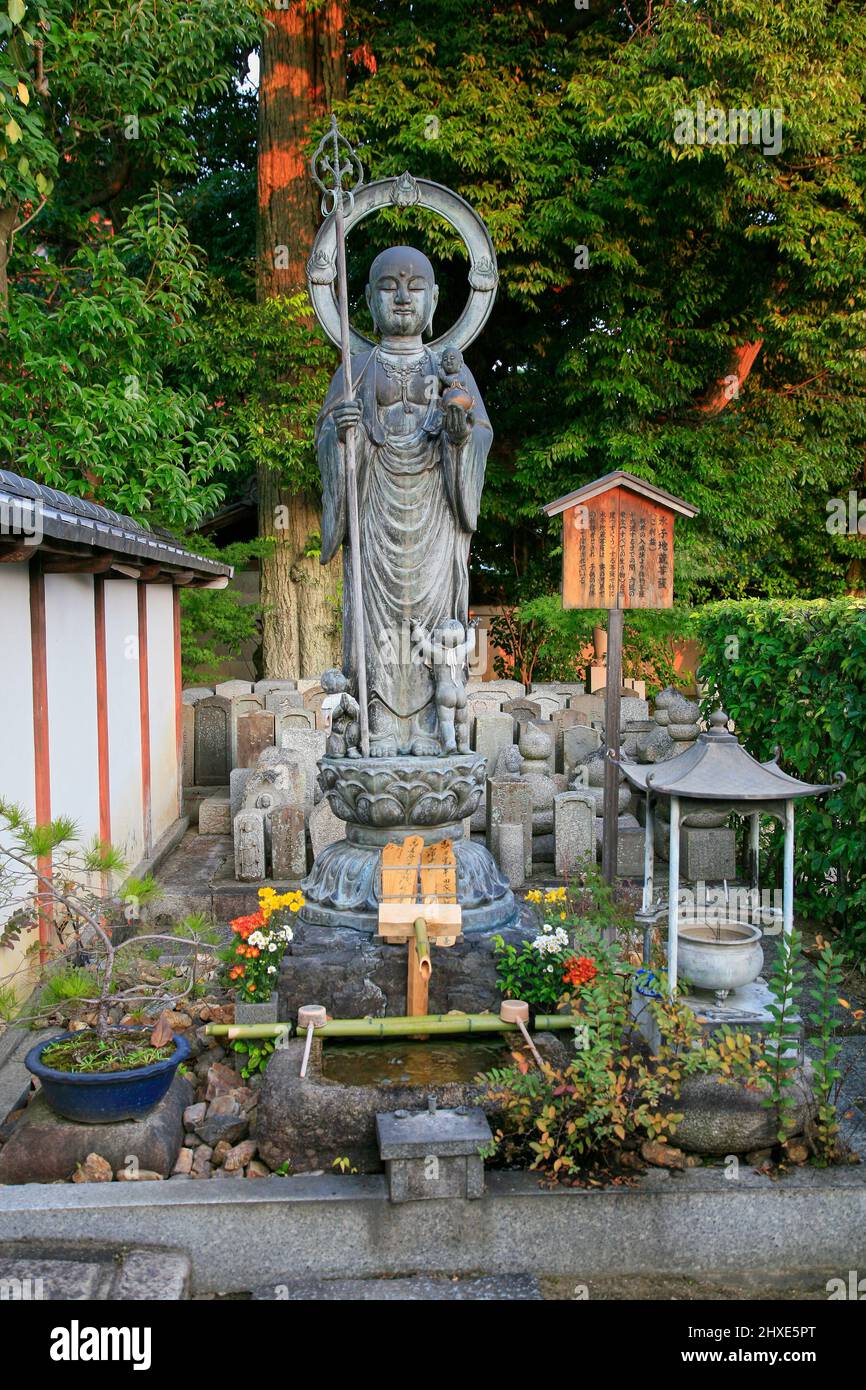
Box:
[444,401,471,445]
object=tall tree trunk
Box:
[0,202,19,316]
[256,1,344,678]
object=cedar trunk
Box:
[256,1,344,678]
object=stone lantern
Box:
[619,709,844,1018]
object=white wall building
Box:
[0,470,232,998]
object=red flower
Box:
[563,956,598,988]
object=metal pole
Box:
[749,811,761,924]
[668,795,680,996]
[601,603,624,888]
[783,799,794,940]
[311,116,370,757]
[333,193,370,757]
[642,791,655,913]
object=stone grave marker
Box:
[237,710,275,768]
[271,804,307,879]
[279,728,327,811]
[194,695,231,786]
[554,791,595,876]
[234,809,266,882]
[229,694,264,769]
[215,679,254,698]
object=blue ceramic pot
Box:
[25,1028,190,1124]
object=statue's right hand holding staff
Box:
[333,398,363,439]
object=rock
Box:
[183,1132,200,1148]
[172,1147,194,1176]
[183,1102,207,1129]
[72,1153,113,1183]
[207,1093,242,1118]
[640,1140,685,1170]
[161,1011,193,1032]
[746,1147,774,1166]
[213,1165,245,1179]
[191,1144,213,1176]
[673,1068,813,1155]
[783,1138,810,1165]
[195,1111,249,1148]
[212,1139,232,1167]
[247,1160,270,1178]
[115,1168,164,1181]
[224,1139,257,1172]
[206,1062,241,1101]
[0,1077,192,1185]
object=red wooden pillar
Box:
[172,586,183,817]
[137,582,152,856]
[29,558,52,961]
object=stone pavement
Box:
[251,1275,542,1300]
[0,1243,190,1300]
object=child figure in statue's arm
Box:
[411,618,474,755]
[321,668,361,758]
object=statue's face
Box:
[366,247,438,338]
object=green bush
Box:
[693,599,866,958]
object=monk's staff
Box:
[311,116,370,757]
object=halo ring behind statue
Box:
[306,172,499,356]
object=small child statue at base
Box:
[321,668,361,758]
[411,618,473,755]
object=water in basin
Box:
[321,1037,518,1088]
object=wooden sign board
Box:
[542,471,698,612]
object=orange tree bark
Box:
[257,1,344,678]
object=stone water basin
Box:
[257,1031,568,1174]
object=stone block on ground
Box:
[673,1068,813,1155]
[308,797,346,859]
[199,795,231,835]
[562,724,602,783]
[0,1074,191,1184]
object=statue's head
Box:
[437,618,465,650]
[366,245,438,338]
[321,667,348,694]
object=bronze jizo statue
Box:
[316,245,491,758]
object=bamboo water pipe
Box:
[205,1012,586,1041]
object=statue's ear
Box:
[365,283,376,328]
[425,284,440,336]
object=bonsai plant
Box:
[0,801,217,1122]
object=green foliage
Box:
[343,0,866,602]
[179,537,264,683]
[1,194,239,528]
[38,965,96,1009]
[693,599,866,956]
[492,928,572,1013]
[489,596,689,695]
[0,0,57,210]
[762,927,806,1144]
[229,1034,277,1079]
[806,940,846,1164]
[483,958,703,1181]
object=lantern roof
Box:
[619,710,843,802]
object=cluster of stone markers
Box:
[182,674,727,891]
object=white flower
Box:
[546,965,553,974]
[267,965,277,975]
[268,942,278,953]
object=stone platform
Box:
[278,916,529,1022]
[300,753,518,935]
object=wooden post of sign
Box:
[601,604,624,894]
